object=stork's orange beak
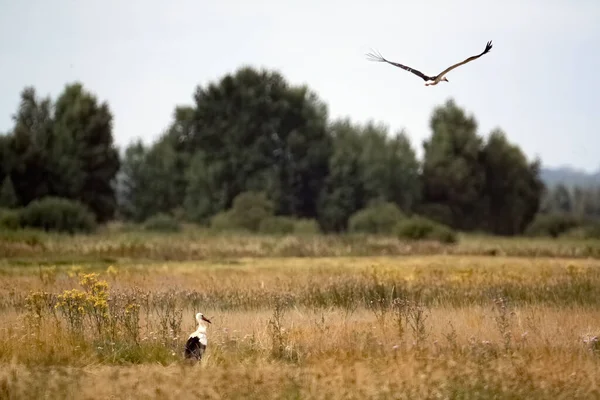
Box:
[202,315,212,324]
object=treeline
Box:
[0,66,596,237]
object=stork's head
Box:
[196,312,212,325]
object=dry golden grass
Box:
[2,235,600,398]
[3,227,600,262]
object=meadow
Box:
[1,227,600,399]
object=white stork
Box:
[366,40,493,86]
[184,312,212,360]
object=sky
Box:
[1,0,599,172]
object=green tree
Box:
[183,151,222,224]
[317,120,366,232]
[117,140,149,222]
[52,82,120,222]
[480,129,544,235]
[7,87,54,205]
[184,67,332,218]
[420,99,486,230]
[0,176,18,208]
[117,107,196,222]
[359,123,421,211]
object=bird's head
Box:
[443,77,449,82]
[196,312,212,325]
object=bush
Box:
[524,213,581,238]
[415,203,454,227]
[348,202,405,234]
[293,218,321,235]
[561,220,600,240]
[210,191,275,233]
[143,213,181,232]
[395,215,457,244]
[210,210,245,232]
[258,216,296,234]
[229,191,275,232]
[19,197,97,234]
[0,208,21,230]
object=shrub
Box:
[259,216,296,234]
[19,197,97,234]
[0,176,18,208]
[293,218,321,235]
[143,213,181,232]
[0,207,21,230]
[395,215,457,244]
[210,210,244,232]
[524,213,581,238]
[348,202,405,234]
[415,203,454,227]
[210,191,275,232]
[229,191,275,232]
[562,221,600,240]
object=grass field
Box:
[1,228,600,399]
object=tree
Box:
[118,107,197,222]
[0,176,18,208]
[317,118,421,232]
[550,184,572,213]
[52,83,120,222]
[7,87,54,205]
[420,99,486,230]
[359,123,421,211]
[183,151,222,224]
[182,67,332,219]
[480,129,544,235]
[117,140,149,222]
[317,120,367,232]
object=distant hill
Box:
[541,166,600,188]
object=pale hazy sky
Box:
[1,0,599,171]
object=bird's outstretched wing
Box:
[434,40,493,79]
[366,49,433,81]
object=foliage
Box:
[183,151,220,224]
[143,213,181,233]
[2,84,120,222]
[292,218,321,235]
[348,201,406,234]
[258,216,296,234]
[186,67,332,220]
[0,70,569,237]
[525,213,582,238]
[420,99,544,234]
[395,215,458,243]
[19,196,97,234]
[0,176,18,208]
[0,207,21,229]
[420,99,485,231]
[118,113,192,223]
[317,119,420,233]
[52,83,121,222]
[209,210,241,232]
[568,222,600,239]
[228,191,275,232]
[480,129,545,235]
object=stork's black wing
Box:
[366,49,433,81]
[184,336,206,360]
[434,40,493,79]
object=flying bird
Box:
[366,40,493,86]
[184,312,212,361]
